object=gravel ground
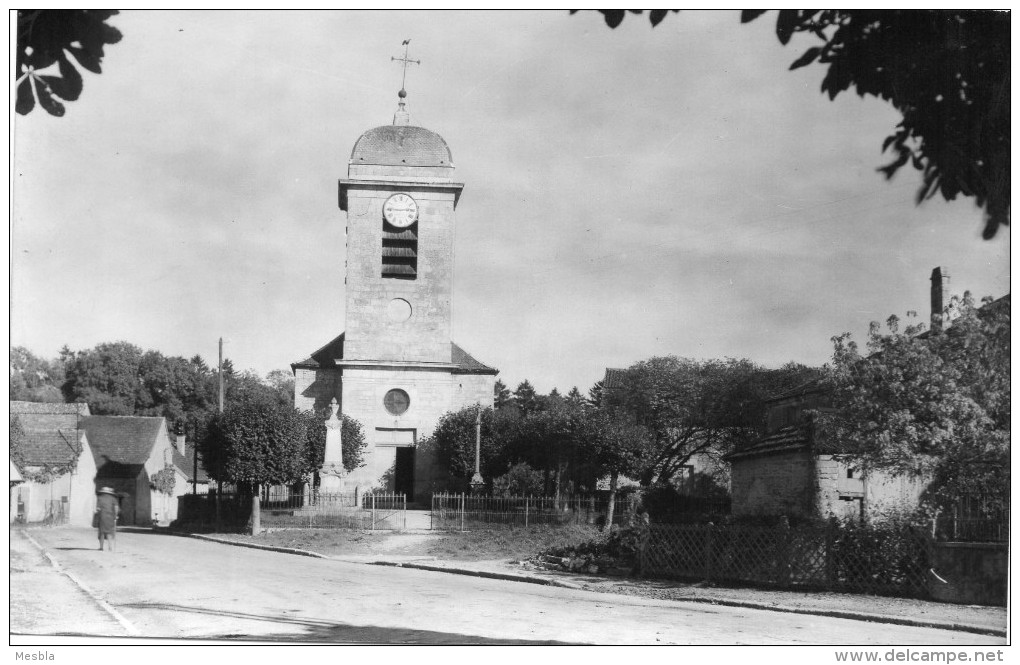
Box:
[10,529,130,637]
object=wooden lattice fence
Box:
[639,520,934,598]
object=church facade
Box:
[292,93,497,501]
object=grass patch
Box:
[190,524,606,562]
[427,524,604,561]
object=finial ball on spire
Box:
[398,88,407,99]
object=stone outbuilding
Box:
[293,91,498,500]
[726,382,924,520]
[82,415,190,525]
[9,401,97,526]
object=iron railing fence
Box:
[430,492,636,530]
[639,520,934,598]
[933,515,1009,543]
[176,490,407,530]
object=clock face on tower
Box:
[383,193,419,228]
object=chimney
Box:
[930,267,948,331]
[174,421,186,456]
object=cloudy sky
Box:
[11,10,1010,395]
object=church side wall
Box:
[340,368,495,500]
[294,367,341,413]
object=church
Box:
[292,83,497,502]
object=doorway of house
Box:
[394,446,415,500]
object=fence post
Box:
[778,516,791,588]
[704,523,714,583]
[403,493,407,530]
[525,496,529,528]
[825,516,838,590]
[251,495,261,536]
[371,493,376,531]
[460,492,465,531]
[637,522,650,577]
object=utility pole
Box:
[215,337,224,529]
[218,337,225,413]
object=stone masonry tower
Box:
[293,83,497,501]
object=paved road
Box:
[16,528,1005,645]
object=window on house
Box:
[846,468,855,479]
[382,221,418,279]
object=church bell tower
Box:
[338,89,462,364]
[292,49,497,500]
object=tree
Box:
[577,409,654,525]
[15,10,122,116]
[302,408,368,476]
[198,390,309,493]
[581,10,1010,239]
[61,341,144,415]
[493,379,513,410]
[816,294,1009,511]
[566,386,587,407]
[265,369,295,403]
[512,380,540,415]
[10,346,65,402]
[607,356,818,486]
[420,406,521,490]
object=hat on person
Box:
[97,487,116,495]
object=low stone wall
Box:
[929,541,1008,607]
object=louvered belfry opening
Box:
[382,220,418,279]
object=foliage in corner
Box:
[577,9,1009,239]
[816,293,1009,511]
[15,10,122,116]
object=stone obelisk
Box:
[319,398,345,493]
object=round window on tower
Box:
[383,389,410,416]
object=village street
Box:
[12,527,1004,646]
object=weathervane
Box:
[391,39,420,97]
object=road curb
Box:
[370,561,585,590]
[166,531,1005,638]
[174,532,330,559]
[19,530,141,637]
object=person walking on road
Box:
[95,487,120,552]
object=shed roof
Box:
[12,409,85,468]
[171,443,210,483]
[10,401,90,416]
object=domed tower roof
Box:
[350,125,453,168]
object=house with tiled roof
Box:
[10,401,97,526]
[169,422,211,494]
[82,415,190,525]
